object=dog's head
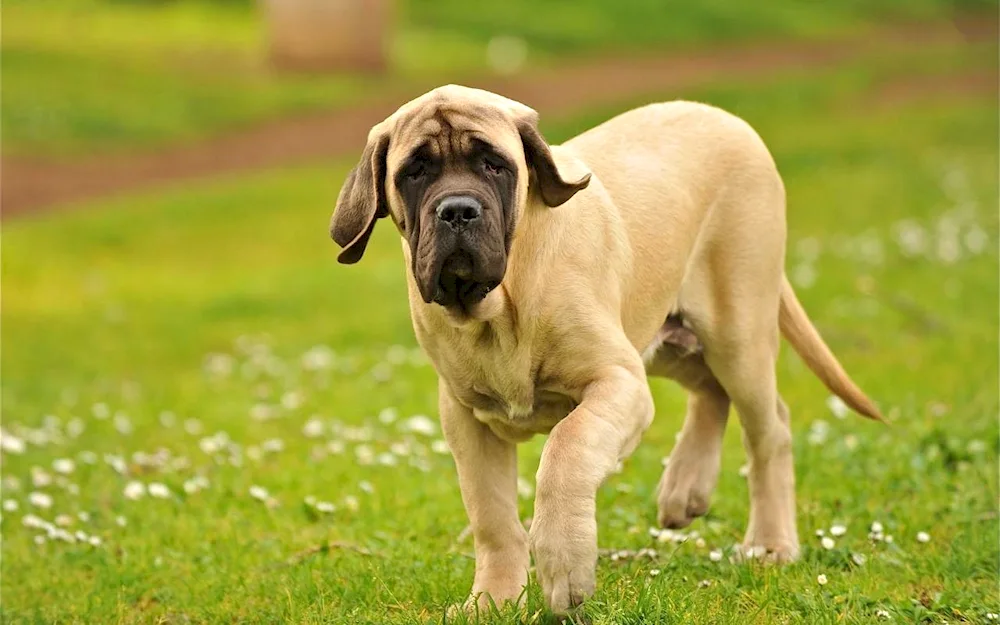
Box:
[330,85,590,314]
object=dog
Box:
[330,85,881,614]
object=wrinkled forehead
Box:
[386,95,523,166]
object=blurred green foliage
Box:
[3,0,995,157]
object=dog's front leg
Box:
[531,364,654,614]
[439,382,530,612]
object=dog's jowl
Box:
[331,85,882,615]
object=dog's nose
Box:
[436,196,482,229]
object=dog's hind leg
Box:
[645,317,730,528]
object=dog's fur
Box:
[331,85,882,614]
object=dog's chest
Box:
[437,339,578,441]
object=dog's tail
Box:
[779,275,884,421]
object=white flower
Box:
[359,481,375,494]
[830,524,847,537]
[401,415,436,436]
[315,501,336,514]
[649,569,661,577]
[378,408,398,424]
[816,574,828,585]
[92,402,110,419]
[302,418,324,438]
[884,534,893,544]
[738,464,750,478]
[53,458,76,475]
[281,391,303,411]
[431,439,450,455]
[77,511,91,523]
[377,452,397,467]
[2,500,18,512]
[698,579,712,588]
[709,549,723,562]
[115,515,127,527]
[34,535,46,546]
[0,430,26,455]
[517,477,534,499]
[249,485,269,501]
[916,531,930,543]
[261,438,284,453]
[74,530,88,542]
[31,468,53,488]
[327,440,345,454]
[148,483,171,499]
[184,419,203,435]
[821,536,835,550]
[986,613,998,621]
[123,481,146,500]
[876,609,890,619]
[55,514,73,527]
[355,445,375,465]
[826,396,849,419]
[343,495,360,511]
[29,492,53,509]
[870,521,884,534]
[851,553,866,566]
[815,529,826,537]
[88,535,102,547]
[695,537,706,549]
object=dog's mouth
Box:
[432,252,500,311]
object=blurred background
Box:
[2,1,998,622]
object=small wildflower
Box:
[315,501,336,514]
[148,483,171,499]
[92,402,110,419]
[0,430,26,455]
[826,396,848,419]
[29,492,53,509]
[343,495,360,512]
[249,485,269,501]
[851,553,867,566]
[115,515,127,527]
[709,549,723,562]
[377,408,398,424]
[738,464,749,478]
[74,530,88,542]
[123,481,146,500]
[876,609,890,619]
[821,536,835,550]
[77,511,90,523]
[830,524,847,537]
[431,439,450,455]
[815,529,825,537]
[55,514,73,527]
[695,537,707,549]
[377,452,397,467]
[31,468,53,488]
[649,569,661,577]
[358,481,375,494]
[53,458,75,475]
[88,535,102,547]
[327,440,345,454]
[816,574,828,585]
[698,579,712,588]
[34,535,46,546]
[517,477,534,499]
[2,500,18,512]
[402,415,436,436]
[302,418,324,438]
[870,521,884,534]
[884,534,893,544]
[986,613,998,621]
[916,531,930,543]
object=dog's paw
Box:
[656,448,720,529]
[733,538,800,564]
[447,590,523,621]
[530,514,597,614]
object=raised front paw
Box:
[529,514,598,614]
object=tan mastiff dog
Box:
[330,85,881,614]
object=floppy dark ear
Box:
[517,115,590,207]
[330,128,390,264]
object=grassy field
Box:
[2,35,999,625]
[1,0,992,157]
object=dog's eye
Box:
[402,161,427,181]
[483,156,505,176]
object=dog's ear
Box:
[517,113,590,207]
[330,125,390,264]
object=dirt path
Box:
[3,17,994,218]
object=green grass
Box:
[2,41,999,624]
[2,0,994,157]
